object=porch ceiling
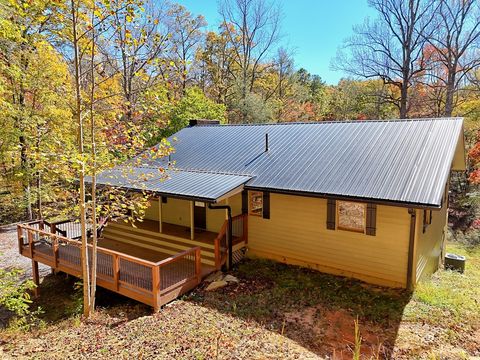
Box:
[92,167,252,202]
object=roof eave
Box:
[244,185,442,210]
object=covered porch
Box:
[16,168,250,310]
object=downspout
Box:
[406,208,416,291]
[208,203,233,270]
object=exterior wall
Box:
[145,198,191,227]
[227,193,243,217]
[144,196,240,233]
[247,193,412,288]
[414,192,448,283]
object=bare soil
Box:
[0,225,479,359]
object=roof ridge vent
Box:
[265,133,269,152]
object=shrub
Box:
[0,267,42,330]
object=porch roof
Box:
[93,167,252,202]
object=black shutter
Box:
[242,190,248,214]
[366,203,377,236]
[327,199,336,230]
[162,196,168,203]
[262,192,270,219]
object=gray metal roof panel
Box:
[94,168,252,202]
[125,118,464,207]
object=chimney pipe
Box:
[265,133,269,152]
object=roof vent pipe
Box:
[265,133,269,152]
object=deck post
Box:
[17,225,23,255]
[113,254,120,291]
[53,236,59,269]
[190,201,194,240]
[28,230,34,258]
[152,265,161,311]
[32,259,40,297]
[195,247,202,283]
[158,197,163,233]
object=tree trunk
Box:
[89,2,98,312]
[444,69,456,117]
[71,0,90,317]
[19,135,32,220]
[400,80,409,119]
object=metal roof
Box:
[94,168,252,202]
[129,117,464,208]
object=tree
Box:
[219,0,281,122]
[100,0,170,123]
[0,0,66,219]
[169,87,226,134]
[195,25,237,104]
[166,3,206,95]
[425,0,480,116]
[335,0,436,118]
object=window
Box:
[249,191,263,216]
[337,201,366,233]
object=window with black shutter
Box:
[365,203,377,236]
[242,190,248,214]
[249,191,263,216]
[327,199,336,230]
[262,192,270,219]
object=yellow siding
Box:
[452,127,466,171]
[144,197,228,233]
[206,200,226,232]
[414,201,448,283]
[247,193,411,288]
[144,198,191,227]
[229,193,243,216]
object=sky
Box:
[175,0,376,84]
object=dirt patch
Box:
[0,225,50,327]
[0,225,50,281]
[284,305,392,359]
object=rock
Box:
[223,275,239,283]
[204,271,224,283]
[205,280,228,291]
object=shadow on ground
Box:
[2,273,151,328]
[186,258,412,359]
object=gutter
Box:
[406,208,416,291]
[208,203,233,270]
[244,185,442,210]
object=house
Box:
[17,117,465,309]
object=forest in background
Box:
[1,0,480,228]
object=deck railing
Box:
[17,221,202,310]
[213,213,248,269]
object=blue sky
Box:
[175,0,375,84]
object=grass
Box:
[404,243,480,332]
[1,241,479,359]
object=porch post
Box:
[225,199,229,220]
[32,259,40,297]
[158,196,163,233]
[190,201,195,240]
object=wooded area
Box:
[1,0,480,317]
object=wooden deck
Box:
[16,215,248,310]
[97,237,215,278]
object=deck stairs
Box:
[101,221,217,267]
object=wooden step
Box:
[106,221,216,250]
[101,228,216,266]
[103,226,215,254]
[100,237,216,267]
[102,227,215,260]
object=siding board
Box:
[248,193,411,287]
